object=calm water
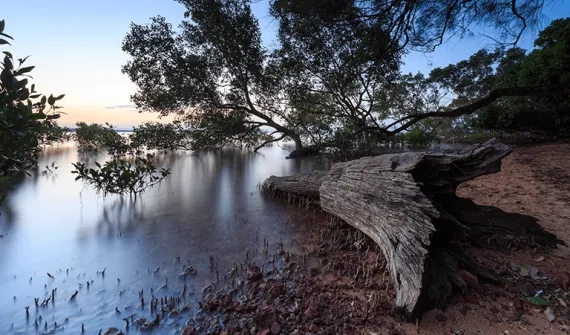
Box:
[0,141,467,334]
[0,143,328,334]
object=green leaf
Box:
[32,112,47,119]
[0,39,10,45]
[95,162,101,168]
[16,66,34,75]
[41,96,47,105]
[0,20,4,34]
[54,94,65,101]
[525,296,549,306]
[4,55,13,70]
[47,95,55,105]
[46,114,61,120]
[2,51,12,59]
[0,32,13,39]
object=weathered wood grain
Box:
[261,139,560,320]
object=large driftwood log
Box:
[262,139,560,320]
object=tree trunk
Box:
[291,133,303,151]
[262,139,560,320]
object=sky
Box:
[2,0,569,129]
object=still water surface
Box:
[0,143,328,334]
[0,141,466,334]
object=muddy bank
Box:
[186,143,570,335]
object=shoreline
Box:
[185,143,570,335]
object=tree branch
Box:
[254,133,287,152]
[386,85,570,134]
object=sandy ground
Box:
[409,142,570,335]
[186,143,570,335]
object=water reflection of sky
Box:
[0,143,328,334]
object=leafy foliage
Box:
[272,0,401,148]
[0,20,67,205]
[122,1,304,151]
[71,122,172,197]
[72,154,170,197]
[130,122,192,150]
[429,18,570,134]
[122,1,568,156]
[74,122,125,150]
[271,0,551,52]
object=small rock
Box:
[544,307,556,322]
[309,324,318,333]
[552,272,570,290]
[256,330,270,335]
[270,322,280,334]
[268,284,284,298]
[458,270,479,290]
[247,266,263,282]
[388,328,406,335]
[304,299,319,319]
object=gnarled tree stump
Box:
[262,139,560,320]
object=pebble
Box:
[544,307,556,322]
[309,323,318,332]
[247,266,263,282]
[270,322,281,334]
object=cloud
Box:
[106,104,137,109]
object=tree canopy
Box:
[270,0,552,52]
[122,0,568,154]
[430,18,570,133]
[122,1,305,151]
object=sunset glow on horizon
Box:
[3,0,569,128]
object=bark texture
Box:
[262,139,560,320]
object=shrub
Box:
[74,122,126,151]
[71,153,170,197]
[0,20,66,205]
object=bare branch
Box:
[254,133,287,152]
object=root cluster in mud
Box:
[184,215,413,334]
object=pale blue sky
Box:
[2,0,569,128]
